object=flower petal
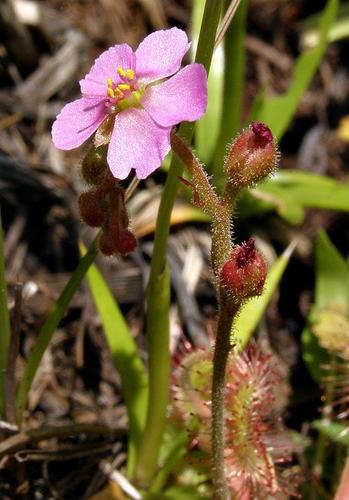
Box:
[107,108,171,180]
[52,97,107,150]
[141,63,207,127]
[135,27,190,84]
[80,44,135,96]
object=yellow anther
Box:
[118,83,131,91]
[107,88,115,98]
[107,78,113,88]
[115,88,124,98]
[117,66,127,78]
[126,69,135,80]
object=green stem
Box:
[0,205,11,418]
[171,132,220,217]
[171,132,236,282]
[135,0,224,484]
[213,0,248,183]
[211,202,233,281]
[211,304,235,499]
[16,236,99,424]
[135,265,170,485]
[143,0,224,283]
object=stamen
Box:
[118,83,131,91]
[126,69,135,80]
[117,66,127,78]
[106,68,140,107]
[115,88,124,98]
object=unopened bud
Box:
[116,229,137,255]
[220,239,267,306]
[224,122,278,189]
[99,229,116,256]
[81,145,108,185]
[78,189,105,227]
[98,222,137,257]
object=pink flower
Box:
[52,28,207,179]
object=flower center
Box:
[106,66,142,112]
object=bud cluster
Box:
[220,239,267,309]
[79,146,137,256]
[224,122,279,189]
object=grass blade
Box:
[237,170,349,224]
[315,230,349,307]
[212,0,248,179]
[16,237,99,423]
[313,420,349,447]
[0,206,11,417]
[192,0,224,165]
[250,0,338,139]
[84,249,148,475]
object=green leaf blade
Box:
[136,265,171,482]
[315,230,349,307]
[251,0,338,139]
[0,206,11,417]
[243,171,349,224]
[84,248,148,475]
[16,237,99,423]
[313,420,349,447]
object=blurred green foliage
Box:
[302,231,349,382]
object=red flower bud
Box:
[78,189,106,227]
[79,178,136,257]
[220,239,267,305]
[99,229,116,256]
[81,145,108,185]
[116,229,137,255]
[224,122,279,189]
[99,225,137,257]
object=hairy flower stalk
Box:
[171,133,232,279]
[212,242,267,499]
[172,123,278,498]
[211,305,235,498]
